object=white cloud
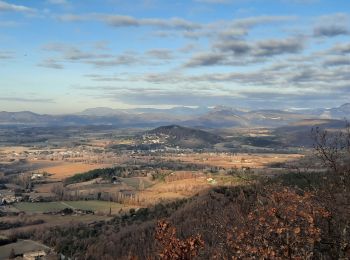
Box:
[0,1,35,13]
[47,0,68,4]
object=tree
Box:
[226,187,330,259]
[311,123,350,258]
[139,179,145,191]
[9,248,15,259]
[51,183,64,200]
[312,123,350,175]
[155,220,204,260]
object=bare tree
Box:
[311,122,350,258]
[312,122,350,175]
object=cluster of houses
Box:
[0,192,22,205]
[141,133,168,144]
[0,146,121,165]
[0,190,54,206]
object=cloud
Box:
[0,97,54,103]
[314,25,349,37]
[42,43,112,60]
[194,0,233,4]
[185,37,304,67]
[281,0,318,3]
[115,55,350,91]
[254,38,303,56]
[85,53,139,67]
[217,28,248,39]
[38,58,64,69]
[313,13,350,37]
[58,14,200,30]
[57,14,88,22]
[82,87,241,107]
[323,56,350,67]
[184,52,226,67]
[146,49,173,60]
[0,1,35,13]
[100,15,140,27]
[80,83,348,109]
[331,43,350,54]
[214,40,251,55]
[41,42,180,68]
[0,51,14,59]
[79,48,350,108]
[182,15,295,41]
[232,15,297,29]
[84,74,124,82]
[47,0,68,5]
[93,41,110,50]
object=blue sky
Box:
[0,0,349,114]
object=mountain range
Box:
[0,103,349,128]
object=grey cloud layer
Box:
[39,43,177,68]
[313,13,350,37]
[185,37,304,67]
[0,97,54,103]
[58,14,200,30]
[314,24,349,37]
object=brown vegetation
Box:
[155,220,204,260]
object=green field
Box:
[14,200,125,214]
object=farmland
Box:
[13,200,125,214]
[166,152,303,169]
[35,162,113,180]
[0,124,316,258]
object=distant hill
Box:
[274,119,348,147]
[277,118,347,132]
[0,103,348,128]
[80,106,210,117]
[329,103,350,118]
[0,111,50,125]
[146,125,224,148]
[293,103,350,119]
[244,110,313,127]
[185,107,249,128]
[184,107,315,128]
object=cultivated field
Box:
[0,213,110,239]
[32,161,112,180]
[166,153,302,169]
[13,200,125,214]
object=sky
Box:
[0,0,349,114]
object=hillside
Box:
[145,125,224,149]
[0,103,348,128]
[274,119,348,147]
[244,109,314,127]
[185,107,249,128]
[32,169,349,259]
